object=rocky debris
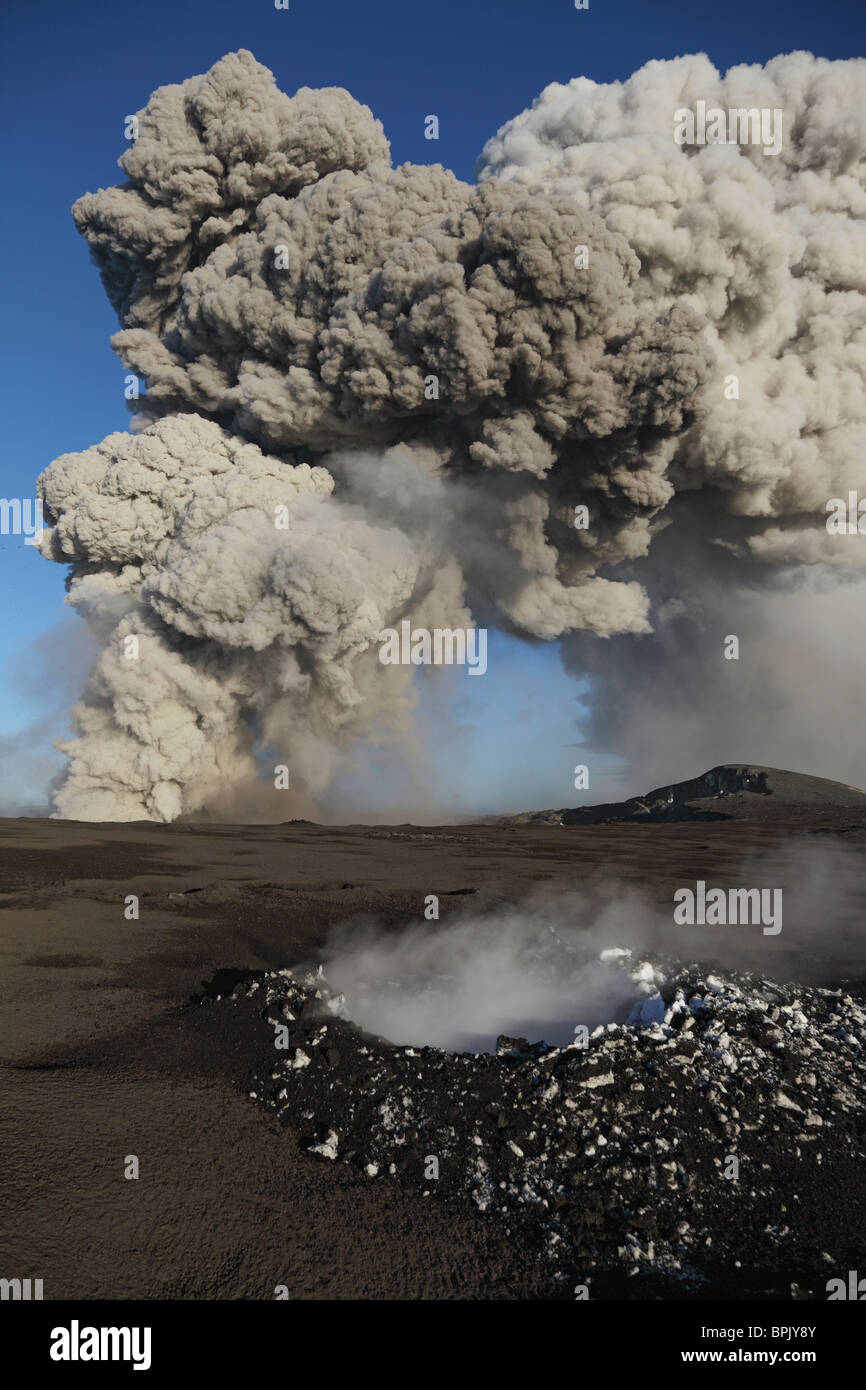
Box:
[216,957,866,1297]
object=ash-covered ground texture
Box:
[222,956,866,1300]
[1,763,865,1299]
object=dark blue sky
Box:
[1,0,863,811]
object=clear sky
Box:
[1,0,863,815]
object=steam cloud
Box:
[37,49,866,820]
[322,841,866,1051]
[322,886,664,1051]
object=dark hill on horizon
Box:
[479,764,866,828]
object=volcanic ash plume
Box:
[477,51,866,791]
[37,49,866,819]
[478,50,866,536]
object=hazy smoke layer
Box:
[37,50,866,819]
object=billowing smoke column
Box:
[478,51,866,550]
[478,51,866,791]
[38,49,866,820]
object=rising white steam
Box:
[322,903,653,1051]
[321,841,866,1051]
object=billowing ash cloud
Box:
[37,49,866,820]
[477,50,866,794]
[479,50,866,533]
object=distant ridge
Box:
[481,765,866,828]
